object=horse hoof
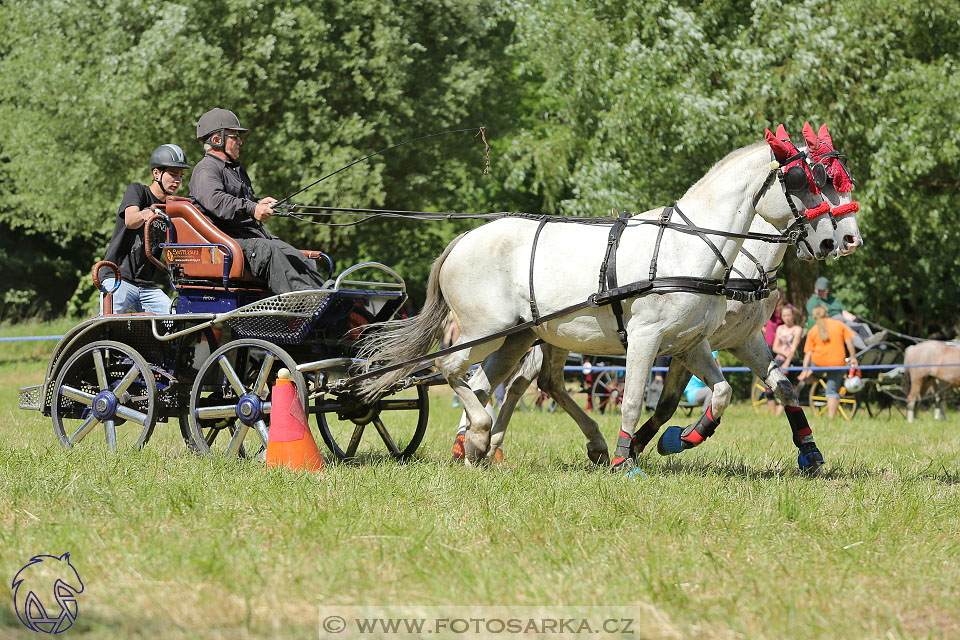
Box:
[797,446,825,475]
[657,426,684,456]
[609,456,635,473]
[625,466,647,479]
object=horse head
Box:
[763,124,838,261]
[801,122,861,256]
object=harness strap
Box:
[598,212,631,350]
[528,217,549,323]
[649,206,672,282]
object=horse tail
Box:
[356,233,466,399]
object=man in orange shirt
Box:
[799,304,859,418]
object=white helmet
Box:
[844,375,864,393]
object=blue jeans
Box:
[822,370,845,398]
[100,279,172,315]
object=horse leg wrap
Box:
[610,430,637,471]
[797,441,825,474]
[631,419,658,455]
[658,407,721,455]
[784,405,814,448]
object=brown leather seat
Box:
[161,197,260,283]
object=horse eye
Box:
[783,165,808,191]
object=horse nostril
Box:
[844,234,861,249]
[820,239,835,256]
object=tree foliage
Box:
[1,0,958,336]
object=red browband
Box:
[831,201,859,217]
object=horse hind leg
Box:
[536,344,609,465]
[444,332,535,465]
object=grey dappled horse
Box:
[359,128,841,468]
[481,123,861,474]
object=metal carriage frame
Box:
[19,200,438,462]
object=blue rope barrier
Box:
[564,363,960,373]
[0,335,64,343]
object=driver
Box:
[100,144,188,314]
[188,108,328,294]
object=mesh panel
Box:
[225,291,331,344]
[18,385,42,410]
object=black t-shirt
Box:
[101,183,166,287]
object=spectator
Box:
[798,305,859,419]
[767,304,803,414]
[764,287,785,348]
[805,277,885,349]
[682,351,721,410]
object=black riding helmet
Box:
[149,144,189,196]
[149,144,190,170]
[196,108,248,161]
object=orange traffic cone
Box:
[266,369,324,472]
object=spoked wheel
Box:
[863,380,905,418]
[752,376,774,415]
[188,339,305,459]
[591,370,624,414]
[51,340,158,450]
[808,377,859,420]
[315,384,428,462]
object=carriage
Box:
[17,197,434,461]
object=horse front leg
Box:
[631,361,692,456]
[657,341,731,456]
[536,344,608,465]
[730,336,824,474]
[610,336,660,472]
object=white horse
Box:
[479,123,861,472]
[359,129,835,468]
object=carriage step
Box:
[18,385,42,411]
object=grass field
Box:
[2,321,959,639]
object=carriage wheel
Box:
[751,376,774,415]
[863,380,905,418]
[188,339,305,459]
[314,384,429,462]
[51,340,158,451]
[590,370,624,414]
[807,377,859,420]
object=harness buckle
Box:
[658,209,670,224]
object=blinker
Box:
[783,165,808,192]
[811,162,828,187]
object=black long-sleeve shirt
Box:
[189,153,271,239]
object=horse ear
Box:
[801,122,821,153]
[775,124,790,140]
[818,123,835,149]
[765,127,794,162]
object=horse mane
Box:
[681,141,768,197]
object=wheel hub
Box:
[92,391,118,420]
[235,393,264,425]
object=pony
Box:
[905,340,960,422]
[460,123,860,473]
[358,127,839,469]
